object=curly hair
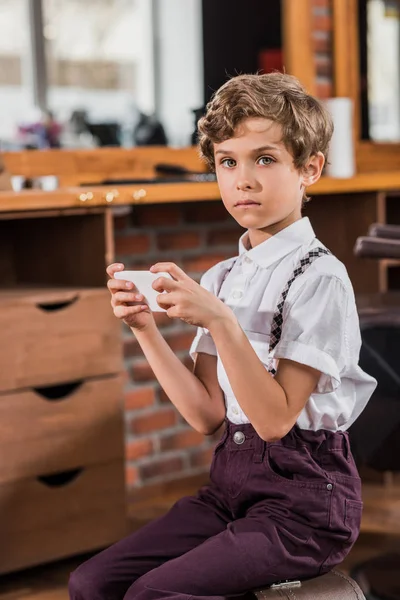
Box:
[198,72,333,172]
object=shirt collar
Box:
[238,217,316,269]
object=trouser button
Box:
[233,431,245,445]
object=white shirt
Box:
[189,217,377,432]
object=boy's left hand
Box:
[151,262,233,329]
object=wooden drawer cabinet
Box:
[0,375,124,483]
[0,288,122,392]
[0,208,127,573]
[0,461,128,574]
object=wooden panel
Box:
[2,146,207,186]
[0,461,127,574]
[282,0,316,93]
[304,192,380,293]
[0,288,122,392]
[0,375,124,483]
[356,141,400,174]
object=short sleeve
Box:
[270,275,349,393]
[189,266,220,361]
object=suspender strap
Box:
[268,247,331,375]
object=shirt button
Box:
[232,406,239,415]
[244,256,252,264]
[233,431,245,445]
[232,290,243,299]
[326,483,333,491]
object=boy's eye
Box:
[257,156,274,166]
[220,158,236,168]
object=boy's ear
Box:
[301,152,325,187]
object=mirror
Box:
[359,0,400,142]
[0,0,283,153]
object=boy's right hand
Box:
[106,263,156,332]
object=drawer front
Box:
[0,375,124,484]
[0,461,128,574]
[0,288,122,391]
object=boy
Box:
[69,73,376,600]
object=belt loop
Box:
[253,434,266,463]
[343,431,350,461]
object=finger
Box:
[114,304,148,319]
[156,292,176,309]
[152,277,178,293]
[150,262,189,282]
[166,306,179,319]
[108,278,137,293]
[112,291,144,305]
[106,263,125,279]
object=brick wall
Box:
[114,202,243,491]
[117,3,334,494]
[312,0,333,99]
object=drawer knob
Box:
[78,191,94,202]
[104,189,119,203]
[37,468,83,487]
[133,188,147,202]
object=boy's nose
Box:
[236,174,256,191]
[236,179,255,191]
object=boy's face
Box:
[214,117,323,237]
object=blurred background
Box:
[0,1,400,599]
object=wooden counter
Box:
[1,171,400,214]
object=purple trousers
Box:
[69,420,362,600]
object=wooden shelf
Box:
[1,171,400,214]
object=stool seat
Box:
[254,570,365,599]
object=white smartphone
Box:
[114,270,173,312]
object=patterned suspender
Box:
[268,247,330,375]
[215,246,331,375]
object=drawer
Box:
[0,287,122,392]
[0,460,128,574]
[0,375,124,484]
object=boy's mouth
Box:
[235,199,261,207]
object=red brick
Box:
[154,312,174,328]
[157,231,201,251]
[125,387,156,410]
[124,259,154,271]
[115,233,151,256]
[130,408,178,434]
[184,203,230,224]
[315,57,332,78]
[207,228,242,247]
[160,429,205,451]
[135,205,182,227]
[313,14,332,31]
[124,338,141,358]
[182,355,194,370]
[316,80,333,99]
[113,214,131,230]
[159,388,171,404]
[190,447,214,468]
[183,254,228,274]
[139,456,185,481]
[164,331,196,353]
[313,35,331,54]
[126,465,139,487]
[131,361,156,383]
[126,438,153,461]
